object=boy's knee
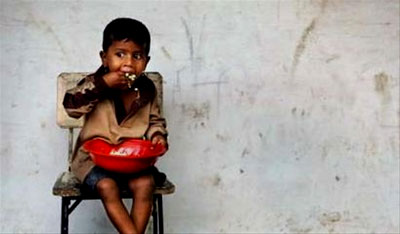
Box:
[128,175,155,193]
[96,178,118,194]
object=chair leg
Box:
[61,197,70,234]
[152,196,158,234]
[157,194,164,234]
[152,194,164,234]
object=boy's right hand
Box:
[102,71,131,90]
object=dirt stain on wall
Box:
[181,102,210,120]
[319,211,341,230]
[374,72,391,103]
[181,17,194,62]
[161,46,172,60]
[291,0,328,75]
[291,18,317,74]
[212,175,221,187]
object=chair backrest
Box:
[56,72,164,129]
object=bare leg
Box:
[97,178,138,234]
[128,174,155,234]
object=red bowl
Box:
[83,138,167,173]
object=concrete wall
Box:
[1,0,399,233]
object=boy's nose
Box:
[121,58,134,72]
[124,57,134,66]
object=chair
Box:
[52,72,175,234]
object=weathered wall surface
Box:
[1,0,399,233]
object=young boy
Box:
[63,18,168,234]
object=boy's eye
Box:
[116,52,125,58]
[133,53,143,60]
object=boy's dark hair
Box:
[102,18,151,55]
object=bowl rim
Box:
[83,138,167,159]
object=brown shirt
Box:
[63,72,167,182]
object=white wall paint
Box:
[1,0,399,233]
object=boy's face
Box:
[101,40,149,76]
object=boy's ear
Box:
[100,51,107,66]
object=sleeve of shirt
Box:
[146,89,168,140]
[62,74,109,119]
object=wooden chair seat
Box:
[53,171,175,198]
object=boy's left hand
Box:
[151,135,167,147]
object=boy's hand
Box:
[151,135,167,147]
[102,71,131,89]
